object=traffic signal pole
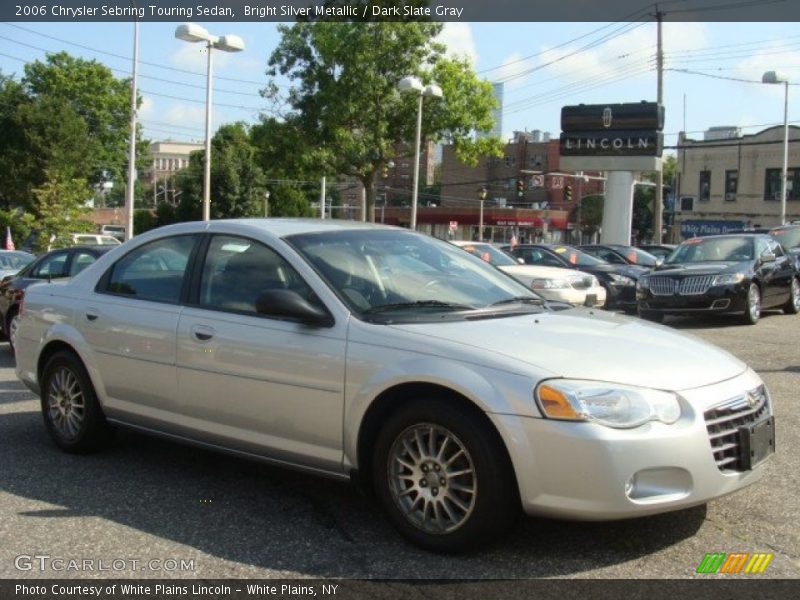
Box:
[654,7,664,243]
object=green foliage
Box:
[0,209,32,247]
[570,194,604,236]
[268,183,316,217]
[26,170,92,252]
[265,21,503,221]
[134,209,158,234]
[0,53,144,214]
[176,123,269,220]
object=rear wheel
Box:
[6,308,19,352]
[41,351,114,453]
[742,283,761,325]
[372,397,518,553]
[784,277,800,315]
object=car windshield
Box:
[0,251,34,271]
[550,246,606,267]
[287,229,542,319]
[667,237,754,263]
[770,227,800,250]
[617,246,658,266]
[454,243,518,267]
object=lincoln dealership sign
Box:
[560,102,664,158]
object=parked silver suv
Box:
[15,220,774,551]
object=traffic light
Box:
[565,185,573,202]
[517,178,525,197]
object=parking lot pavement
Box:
[0,310,798,580]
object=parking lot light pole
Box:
[478,186,488,241]
[762,70,790,225]
[175,24,244,222]
[398,76,443,230]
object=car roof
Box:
[146,218,400,241]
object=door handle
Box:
[85,312,98,322]
[191,325,215,342]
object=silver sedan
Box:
[15,219,774,552]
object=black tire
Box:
[6,306,18,353]
[40,351,114,453]
[372,396,519,553]
[638,309,664,323]
[784,277,800,315]
[742,283,761,325]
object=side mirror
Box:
[255,289,333,327]
[761,252,776,264]
[517,257,525,264]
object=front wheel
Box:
[372,398,518,553]
[41,351,114,453]
[784,277,800,315]
[7,310,19,352]
[742,283,761,325]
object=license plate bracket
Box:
[739,417,775,470]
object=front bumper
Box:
[637,284,747,314]
[489,369,771,520]
[604,283,637,311]
[537,286,607,308]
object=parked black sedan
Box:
[636,234,800,325]
[504,244,648,312]
[580,244,660,268]
[0,245,114,350]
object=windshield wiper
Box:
[363,300,475,314]
[490,296,546,306]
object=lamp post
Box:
[263,190,270,218]
[398,76,443,230]
[762,70,790,225]
[124,1,139,241]
[175,24,244,222]
[478,186,488,242]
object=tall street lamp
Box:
[762,70,790,225]
[175,23,244,222]
[478,186,488,242]
[398,76,442,230]
[263,190,270,218]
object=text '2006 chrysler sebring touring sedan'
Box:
[15,220,775,552]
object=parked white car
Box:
[15,220,774,552]
[451,241,606,307]
[70,233,122,247]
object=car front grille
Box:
[569,275,594,290]
[704,386,771,472]
[649,277,676,296]
[679,275,715,295]
[649,275,715,296]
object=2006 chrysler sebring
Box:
[15,220,775,552]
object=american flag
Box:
[3,226,14,251]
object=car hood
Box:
[388,309,745,391]
[582,263,648,279]
[652,261,747,276]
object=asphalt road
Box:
[0,310,798,580]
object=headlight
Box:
[535,379,681,428]
[637,276,650,290]
[608,273,636,286]
[531,278,571,290]
[712,273,745,286]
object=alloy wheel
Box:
[748,285,761,322]
[793,278,800,312]
[387,423,477,535]
[8,314,19,349]
[46,366,86,440]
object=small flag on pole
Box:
[3,226,14,250]
[509,233,518,249]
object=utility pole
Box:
[654,6,665,244]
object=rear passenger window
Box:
[100,236,197,303]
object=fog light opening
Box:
[712,299,731,309]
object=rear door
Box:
[81,234,200,425]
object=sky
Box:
[2,20,800,155]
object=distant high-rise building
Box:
[479,82,504,139]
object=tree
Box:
[0,53,145,211]
[570,194,604,239]
[176,123,268,220]
[24,170,92,252]
[265,19,503,221]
